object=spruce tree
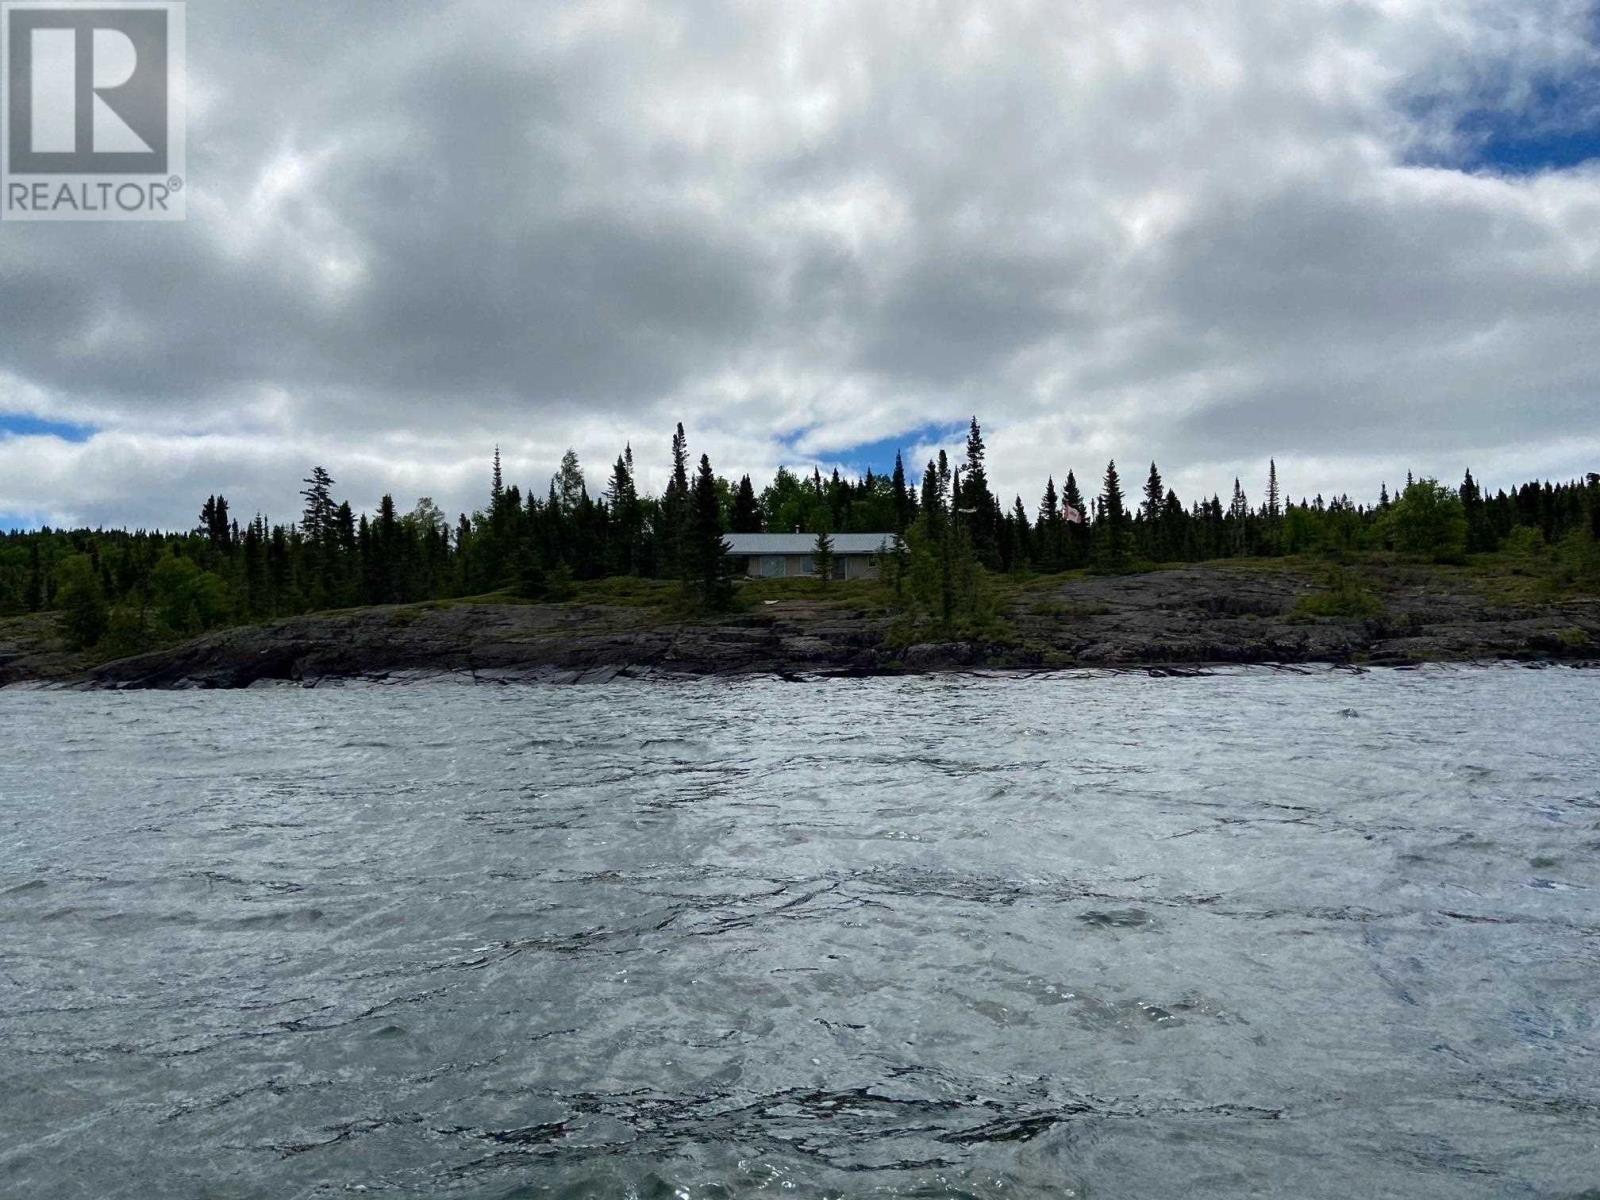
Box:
[199,495,232,553]
[1162,489,1187,558]
[663,423,692,579]
[358,513,376,603]
[687,454,733,610]
[375,493,402,603]
[242,517,267,616]
[56,555,109,649]
[23,542,43,611]
[299,467,338,608]
[1062,470,1089,567]
[1460,468,1493,552]
[813,529,836,584]
[1265,459,1283,553]
[299,468,336,541]
[1142,462,1165,560]
[606,450,642,574]
[513,543,546,600]
[1095,460,1130,570]
[731,475,763,533]
[891,452,913,533]
[962,417,1000,567]
[1142,462,1164,523]
[1009,496,1031,571]
[1037,476,1064,571]
[920,460,944,519]
[1228,478,1250,555]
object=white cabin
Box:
[723,533,899,581]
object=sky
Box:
[2,0,1600,531]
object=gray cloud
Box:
[2,0,1598,529]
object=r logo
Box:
[6,6,166,172]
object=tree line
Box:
[3,416,1597,650]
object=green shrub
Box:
[1029,599,1111,619]
[1503,525,1546,558]
[1291,568,1383,619]
[1553,531,1600,593]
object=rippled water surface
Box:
[4,667,1600,1199]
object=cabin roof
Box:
[723,532,899,556]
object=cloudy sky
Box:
[2,0,1599,530]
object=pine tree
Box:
[299,467,338,607]
[299,467,336,541]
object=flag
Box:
[1064,504,1085,525]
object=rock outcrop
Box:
[5,562,1596,690]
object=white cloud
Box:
[1,0,1597,528]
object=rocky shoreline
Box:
[3,562,1597,689]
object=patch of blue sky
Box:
[1406,69,1600,174]
[784,420,967,479]
[0,511,51,532]
[0,412,95,442]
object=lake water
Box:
[3,666,1599,1199]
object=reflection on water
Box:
[2,666,1599,1197]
